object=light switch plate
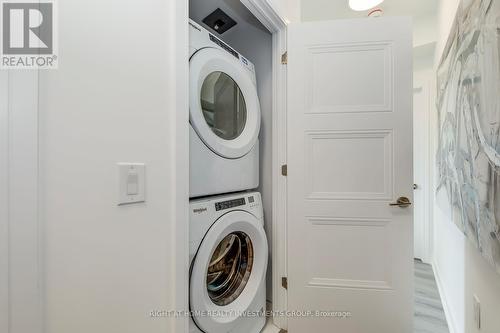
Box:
[118,163,145,205]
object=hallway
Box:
[414,260,449,333]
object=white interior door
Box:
[287,17,413,332]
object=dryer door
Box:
[190,211,267,332]
[190,48,261,159]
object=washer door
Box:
[190,48,261,159]
[190,211,267,332]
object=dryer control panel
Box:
[189,18,257,85]
[208,33,256,75]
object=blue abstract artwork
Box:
[437,0,500,273]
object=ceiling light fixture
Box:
[368,8,383,17]
[349,0,385,11]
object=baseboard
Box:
[431,260,459,333]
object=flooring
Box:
[414,260,449,333]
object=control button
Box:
[127,169,139,195]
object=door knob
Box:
[389,196,412,207]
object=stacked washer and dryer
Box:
[188,20,268,333]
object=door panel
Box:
[306,43,393,113]
[306,130,393,200]
[287,17,413,332]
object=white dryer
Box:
[189,20,260,198]
[189,192,267,333]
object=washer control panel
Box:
[247,195,260,209]
[215,197,246,211]
[190,192,263,222]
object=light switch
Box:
[118,163,145,205]
[127,169,139,195]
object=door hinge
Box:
[281,276,288,290]
[281,51,288,65]
[281,164,287,176]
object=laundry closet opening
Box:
[189,0,275,331]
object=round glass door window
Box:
[206,232,254,306]
[200,71,247,140]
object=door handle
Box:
[389,196,412,207]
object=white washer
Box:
[189,192,267,333]
[189,19,260,198]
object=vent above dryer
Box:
[202,8,237,34]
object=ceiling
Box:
[302,0,438,21]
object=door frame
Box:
[176,0,288,331]
[239,1,288,329]
[0,70,43,333]
[413,79,433,264]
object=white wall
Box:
[413,13,438,47]
[5,72,42,333]
[0,67,8,333]
[269,0,301,23]
[38,1,188,332]
[432,1,500,333]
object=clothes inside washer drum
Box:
[206,232,254,306]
